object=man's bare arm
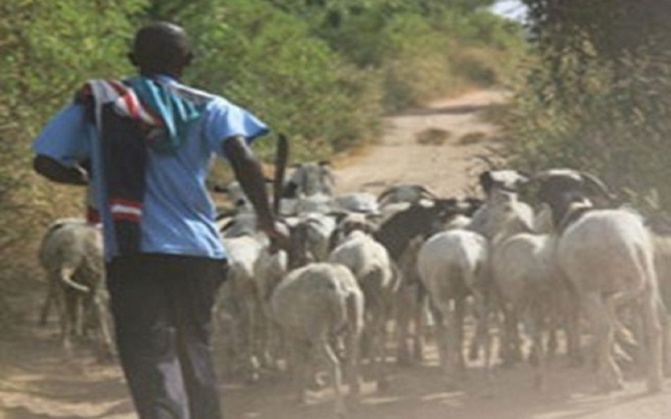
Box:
[222,136,275,230]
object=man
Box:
[32,22,287,419]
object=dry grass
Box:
[415,128,452,146]
[458,131,488,145]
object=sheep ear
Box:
[515,170,531,187]
[364,221,378,234]
[329,210,350,225]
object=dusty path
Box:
[333,89,509,197]
[2,90,671,419]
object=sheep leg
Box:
[472,290,492,380]
[413,289,427,363]
[53,278,73,352]
[291,340,310,405]
[372,309,390,392]
[316,339,347,418]
[452,296,467,378]
[583,293,623,392]
[39,280,55,327]
[394,285,413,366]
[429,302,447,368]
[529,302,547,391]
[429,302,455,388]
[641,291,663,392]
[345,294,362,398]
[655,297,671,377]
[59,266,85,342]
[73,290,85,337]
[565,297,583,367]
[92,294,115,360]
[500,303,522,367]
[242,299,260,383]
[545,295,560,359]
[467,321,481,362]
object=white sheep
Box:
[394,235,429,365]
[283,161,335,198]
[334,192,380,215]
[417,228,491,386]
[377,184,437,206]
[491,231,564,389]
[464,171,548,364]
[300,211,338,262]
[38,218,112,358]
[328,229,400,390]
[534,169,666,392]
[220,233,268,382]
[271,262,364,418]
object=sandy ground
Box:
[332,89,510,197]
[2,90,670,419]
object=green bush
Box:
[504,1,671,214]
[179,0,384,162]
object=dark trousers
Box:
[106,254,227,419]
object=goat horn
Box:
[416,185,438,199]
[474,154,499,169]
[579,171,617,202]
[377,187,395,202]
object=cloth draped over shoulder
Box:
[75,76,207,255]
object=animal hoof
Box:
[245,372,261,385]
[335,401,348,418]
[595,379,623,395]
[396,352,413,367]
[376,377,391,392]
[468,346,479,362]
[443,378,459,392]
[647,376,664,394]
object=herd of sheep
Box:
[38,162,671,417]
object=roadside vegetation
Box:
[0,0,524,323]
[500,1,671,214]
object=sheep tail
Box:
[59,267,90,293]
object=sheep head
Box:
[479,169,530,197]
[531,169,617,229]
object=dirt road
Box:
[1,90,670,419]
[333,89,509,197]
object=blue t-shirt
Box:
[33,75,268,261]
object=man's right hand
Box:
[259,221,291,253]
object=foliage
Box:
[505,0,671,213]
[184,0,384,161]
[0,0,524,322]
[0,0,143,259]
